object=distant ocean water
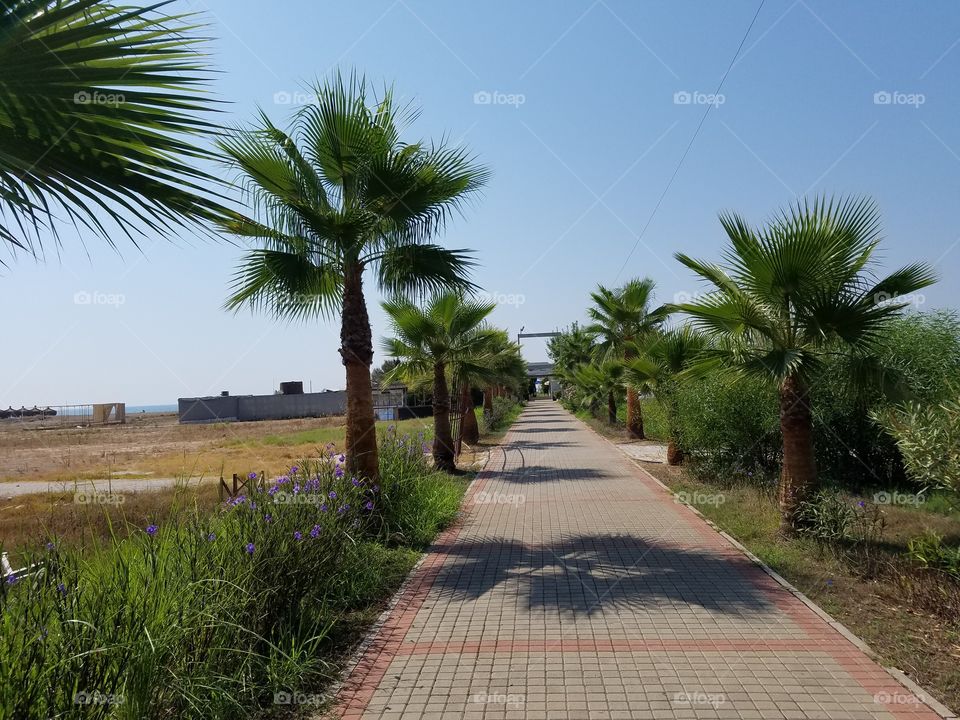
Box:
[126,404,178,414]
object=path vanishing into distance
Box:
[332,400,951,720]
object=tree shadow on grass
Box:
[430,533,775,617]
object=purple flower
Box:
[145,524,158,536]
[248,472,258,480]
[334,466,345,479]
[293,484,300,495]
[364,501,374,511]
[351,477,361,487]
[320,504,329,513]
[264,514,272,523]
[337,504,350,515]
[857,500,866,508]
[310,524,321,538]
[5,574,18,586]
[207,533,216,542]
[293,531,302,541]
[328,491,337,500]
[422,443,430,453]
[290,465,299,474]
[337,454,345,463]
[57,583,67,596]
[268,485,279,496]
[45,542,56,551]
[245,542,255,555]
[249,501,257,510]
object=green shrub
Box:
[673,374,781,484]
[873,398,960,493]
[482,397,522,434]
[908,533,960,577]
[796,490,856,543]
[813,311,960,488]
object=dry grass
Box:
[0,413,434,484]
[1,482,222,563]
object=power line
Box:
[615,0,766,279]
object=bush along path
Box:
[331,399,954,720]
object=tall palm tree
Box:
[381,292,498,472]
[671,195,936,535]
[220,74,488,482]
[587,278,663,437]
[0,0,231,254]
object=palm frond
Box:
[0,0,232,255]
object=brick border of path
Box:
[575,412,958,720]
[325,432,509,720]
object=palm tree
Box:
[571,361,626,424]
[587,278,663,437]
[0,0,231,254]
[220,74,487,482]
[624,326,706,464]
[671,196,936,535]
[381,292,498,472]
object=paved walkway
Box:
[333,400,948,720]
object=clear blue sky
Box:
[3,0,960,406]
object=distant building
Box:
[178,382,412,424]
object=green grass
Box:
[223,418,432,449]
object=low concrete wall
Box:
[178,391,347,424]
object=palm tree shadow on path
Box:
[429,534,776,617]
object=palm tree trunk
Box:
[626,386,645,439]
[607,391,617,425]
[341,263,380,482]
[483,387,494,415]
[778,373,817,536]
[667,439,683,465]
[432,362,456,472]
[461,384,480,445]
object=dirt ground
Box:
[0,412,421,484]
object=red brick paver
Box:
[331,400,949,720]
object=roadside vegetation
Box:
[551,196,960,710]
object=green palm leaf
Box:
[0,0,232,255]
